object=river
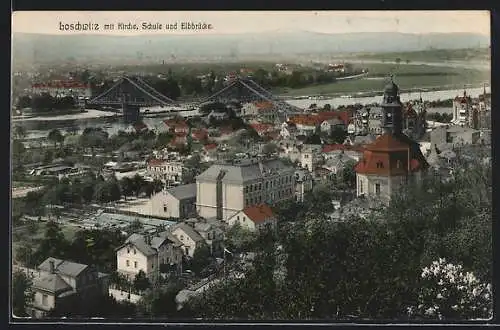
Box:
[16,86,490,141]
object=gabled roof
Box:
[38,257,88,278]
[242,204,275,224]
[32,273,73,294]
[125,236,157,257]
[355,133,429,175]
[166,183,196,200]
[171,223,204,242]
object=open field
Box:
[277,63,490,96]
[352,48,490,63]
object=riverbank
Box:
[12,109,119,123]
[275,62,489,97]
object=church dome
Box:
[384,81,399,95]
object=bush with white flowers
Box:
[410,258,492,320]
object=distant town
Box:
[11,20,492,321]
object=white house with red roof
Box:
[164,118,189,134]
[226,204,277,232]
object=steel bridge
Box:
[87,75,176,122]
[88,75,301,123]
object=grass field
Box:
[352,48,490,63]
[276,63,490,96]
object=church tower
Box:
[381,76,403,135]
[354,77,429,204]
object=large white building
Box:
[195,158,296,221]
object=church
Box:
[354,79,429,203]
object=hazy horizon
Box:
[12,11,490,36]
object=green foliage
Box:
[133,270,151,292]
[188,243,213,275]
[183,152,491,320]
[136,281,185,317]
[12,270,33,317]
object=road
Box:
[12,186,44,199]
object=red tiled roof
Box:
[355,133,428,176]
[250,123,274,132]
[148,159,167,166]
[164,119,188,129]
[203,143,217,151]
[220,127,234,135]
[242,204,275,224]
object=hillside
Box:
[12,31,490,66]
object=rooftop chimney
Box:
[49,260,55,274]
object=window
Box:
[180,235,184,241]
[163,204,167,212]
[376,161,384,169]
[259,183,262,190]
[133,249,136,255]
[126,260,130,267]
[237,216,240,221]
[134,261,138,268]
[42,294,48,306]
[360,180,364,194]
[375,183,381,195]
[127,248,130,254]
[396,160,401,169]
[265,182,269,189]
[243,217,246,222]
[152,263,154,269]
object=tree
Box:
[322,104,332,111]
[136,281,185,317]
[395,58,402,64]
[410,259,492,320]
[119,177,135,200]
[134,270,151,292]
[13,126,27,140]
[16,95,32,109]
[189,243,213,275]
[47,129,64,149]
[329,126,348,144]
[12,270,33,317]
[341,160,357,188]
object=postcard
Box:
[10,10,491,323]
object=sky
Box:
[12,11,490,36]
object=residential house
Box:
[227,204,277,232]
[249,123,275,137]
[28,258,109,318]
[147,159,185,183]
[169,222,205,258]
[430,125,480,147]
[164,118,189,134]
[190,219,225,255]
[320,117,345,134]
[255,102,277,123]
[196,158,295,221]
[149,183,197,219]
[115,232,183,281]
